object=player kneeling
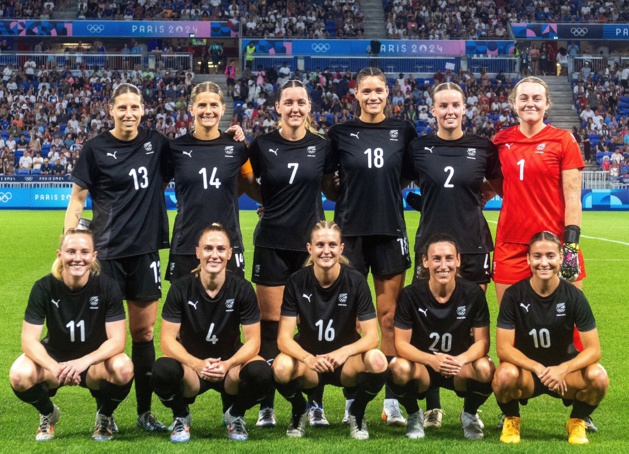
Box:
[273,221,388,440]
[493,231,608,445]
[9,229,133,441]
[151,224,273,442]
[388,234,494,440]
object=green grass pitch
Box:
[0,209,627,453]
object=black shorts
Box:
[343,235,411,276]
[166,247,245,281]
[252,246,309,286]
[529,372,571,403]
[100,252,162,301]
[226,77,236,87]
[413,252,491,285]
[316,364,345,387]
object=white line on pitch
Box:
[486,221,629,246]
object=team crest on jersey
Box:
[467,148,477,159]
[338,293,348,302]
[225,299,235,312]
[556,302,566,315]
[456,306,466,319]
[307,146,317,155]
[536,143,546,153]
[89,296,99,309]
[144,142,153,152]
[254,264,261,274]
[224,146,234,155]
[389,130,399,141]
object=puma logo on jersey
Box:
[520,303,530,313]
[417,307,428,317]
[302,293,312,302]
[424,146,434,153]
[183,150,193,158]
[505,143,513,149]
[269,148,278,155]
[350,132,360,139]
[106,151,117,159]
[51,299,60,308]
[188,300,199,310]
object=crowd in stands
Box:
[0,0,54,19]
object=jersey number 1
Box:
[66,320,85,342]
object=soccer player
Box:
[492,77,592,430]
[9,229,133,441]
[151,223,273,442]
[388,234,494,440]
[165,81,256,282]
[493,231,608,445]
[407,82,501,429]
[273,221,388,440]
[64,83,170,431]
[327,67,417,425]
[248,79,336,428]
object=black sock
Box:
[151,357,189,418]
[132,340,156,415]
[425,387,441,410]
[571,401,598,420]
[221,393,236,414]
[463,379,493,415]
[387,377,420,415]
[230,360,273,417]
[13,383,54,415]
[89,388,102,412]
[307,383,325,407]
[350,371,388,423]
[384,356,396,399]
[344,386,357,400]
[275,377,307,417]
[496,399,520,418]
[259,320,280,360]
[98,380,133,417]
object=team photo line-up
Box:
[9,68,608,445]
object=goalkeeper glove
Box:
[561,225,580,281]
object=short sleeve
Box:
[103,277,126,323]
[470,286,490,328]
[248,138,261,178]
[496,288,517,330]
[354,276,376,322]
[23,280,47,325]
[237,280,261,325]
[162,281,185,324]
[574,290,597,333]
[280,278,299,317]
[485,140,502,180]
[393,286,414,330]
[561,131,585,171]
[70,141,94,189]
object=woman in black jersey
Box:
[388,234,494,440]
[248,79,336,427]
[327,67,416,425]
[10,229,133,441]
[151,223,272,442]
[407,82,502,428]
[64,83,169,431]
[493,231,608,445]
[166,81,257,282]
[273,221,388,440]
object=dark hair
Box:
[355,67,392,118]
[418,233,460,280]
[431,82,465,102]
[192,222,232,275]
[276,79,316,134]
[528,231,562,252]
[110,82,143,105]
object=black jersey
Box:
[71,129,170,260]
[394,278,490,356]
[166,132,248,255]
[409,133,500,254]
[24,273,126,363]
[281,264,376,355]
[497,279,596,367]
[161,272,260,360]
[328,118,417,237]
[249,130,334,250]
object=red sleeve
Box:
[561,131,585,171]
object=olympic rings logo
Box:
[311,43,330,53]
[87,24,105,33]
[0,192,13,203]
[570,27,588,37]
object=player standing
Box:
[327,67,417,425]
[493,231,608,444]
[407,82,501,428]
[166,81,255,282]
[273,221,388,439]
[388,234,494,440]
[64,83,169,431]
[152,223,272,442]
[9,229,133,441]
[248,79,336,427]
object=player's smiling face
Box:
[57,233,97,284]
[513,81,549,125]
[357,75,389,122]
[191,91,225,131]
[432,89,466,134]
[308,228,344,271]
[528,239,562,281]
[196,230,232,275]
[276,86,310,130]
[110,92,144,139]
[423,241,460,285]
